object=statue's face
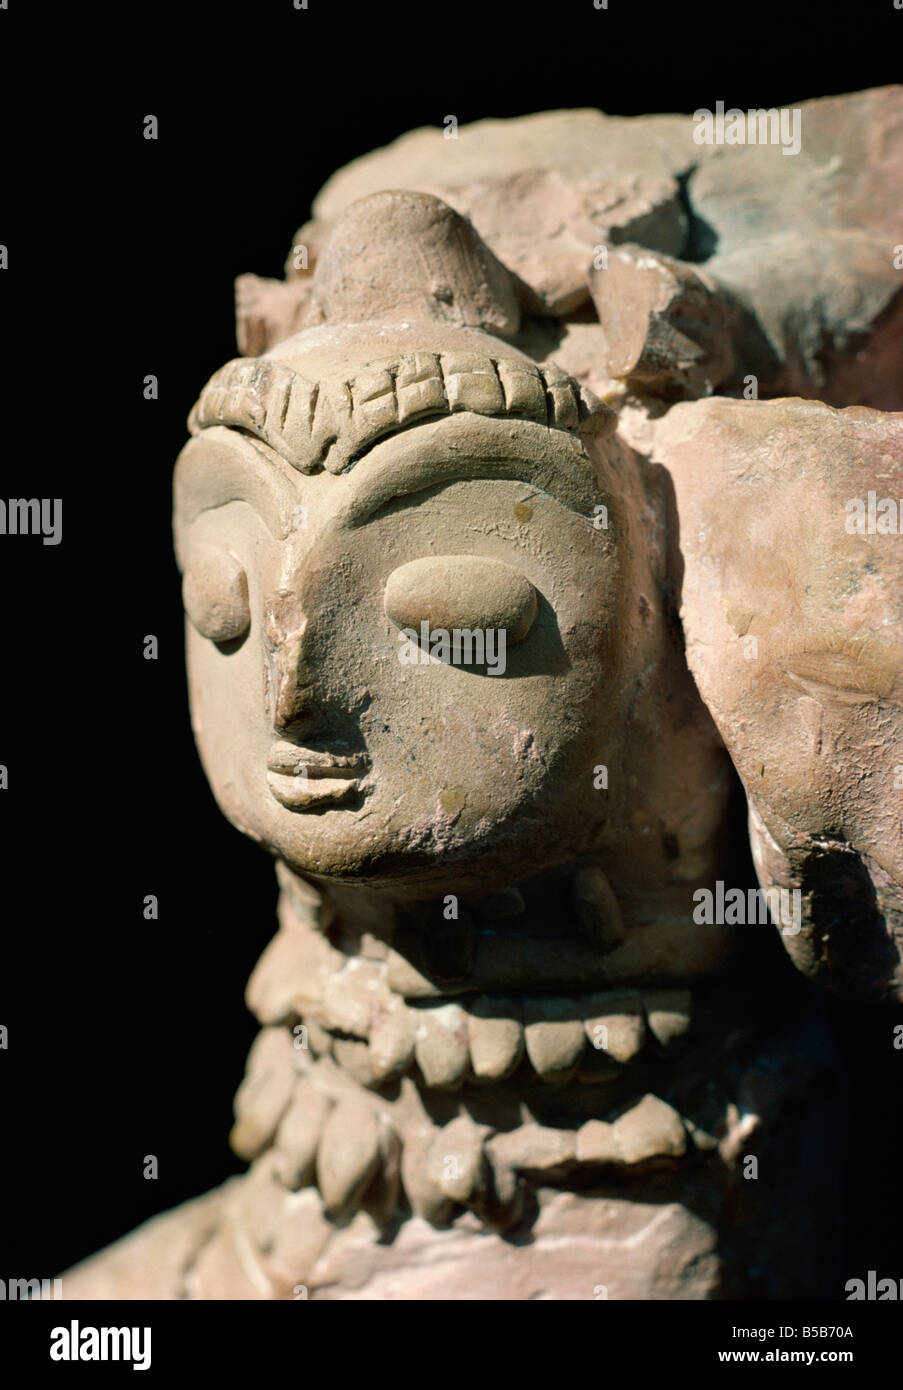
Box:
[175,408,627,891]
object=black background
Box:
[1,0,901,1293]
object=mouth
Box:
[266,740,369,810]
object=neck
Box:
[227,858,812,1234]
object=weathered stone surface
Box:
[304,1190,721,1300]
[316,1095,381,1216]
[397,1086,455,1225]
[330,1037,376,1088]
[262,1187,334,1294]
[587,246,736,397]
[311,111,689,317]
[187,1223,274,1301]
[427,1114,488,1205]
[488,1123,578,1174]
[302,1017,333,1061]
[233,1151,294,1256]
[303,191,520,339]
[576,1119,622,1165]
[582,989,647,1064]
[571,866,625,952]
[273,1079,333,1190]
[368,993,417,1081]
[235,274,312,358]
[317,958,385,1038]
[655,396,903,1002]
[59,1183,237,1301]
[644,989,692,1047]
[684,87,903,407]
[613,1094,687,1164]
[304,91,903,406]
[246,908,344,1027]
[523,997,586,1081]
[230,1027,297,1161]
[362,1117,403,1226]
[466,995,524,1081]
[413,1002,470,1089]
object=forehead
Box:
[173,410,605,569]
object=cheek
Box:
[181,507,278,752]
[362,675,568,818]
[185,615,271,802]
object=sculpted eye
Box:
[384,554,537,644]
[183,546,251,643]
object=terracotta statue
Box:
[64,88,902,1300]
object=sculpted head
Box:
[175,332,626,891]
[173,193,734,917]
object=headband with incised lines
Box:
[187,351,613,476]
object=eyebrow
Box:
[173,427,303,565]
[332,413,604,529]
[173,403,608,566]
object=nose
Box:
[264,590,313,734]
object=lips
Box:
[266,740,368,809]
